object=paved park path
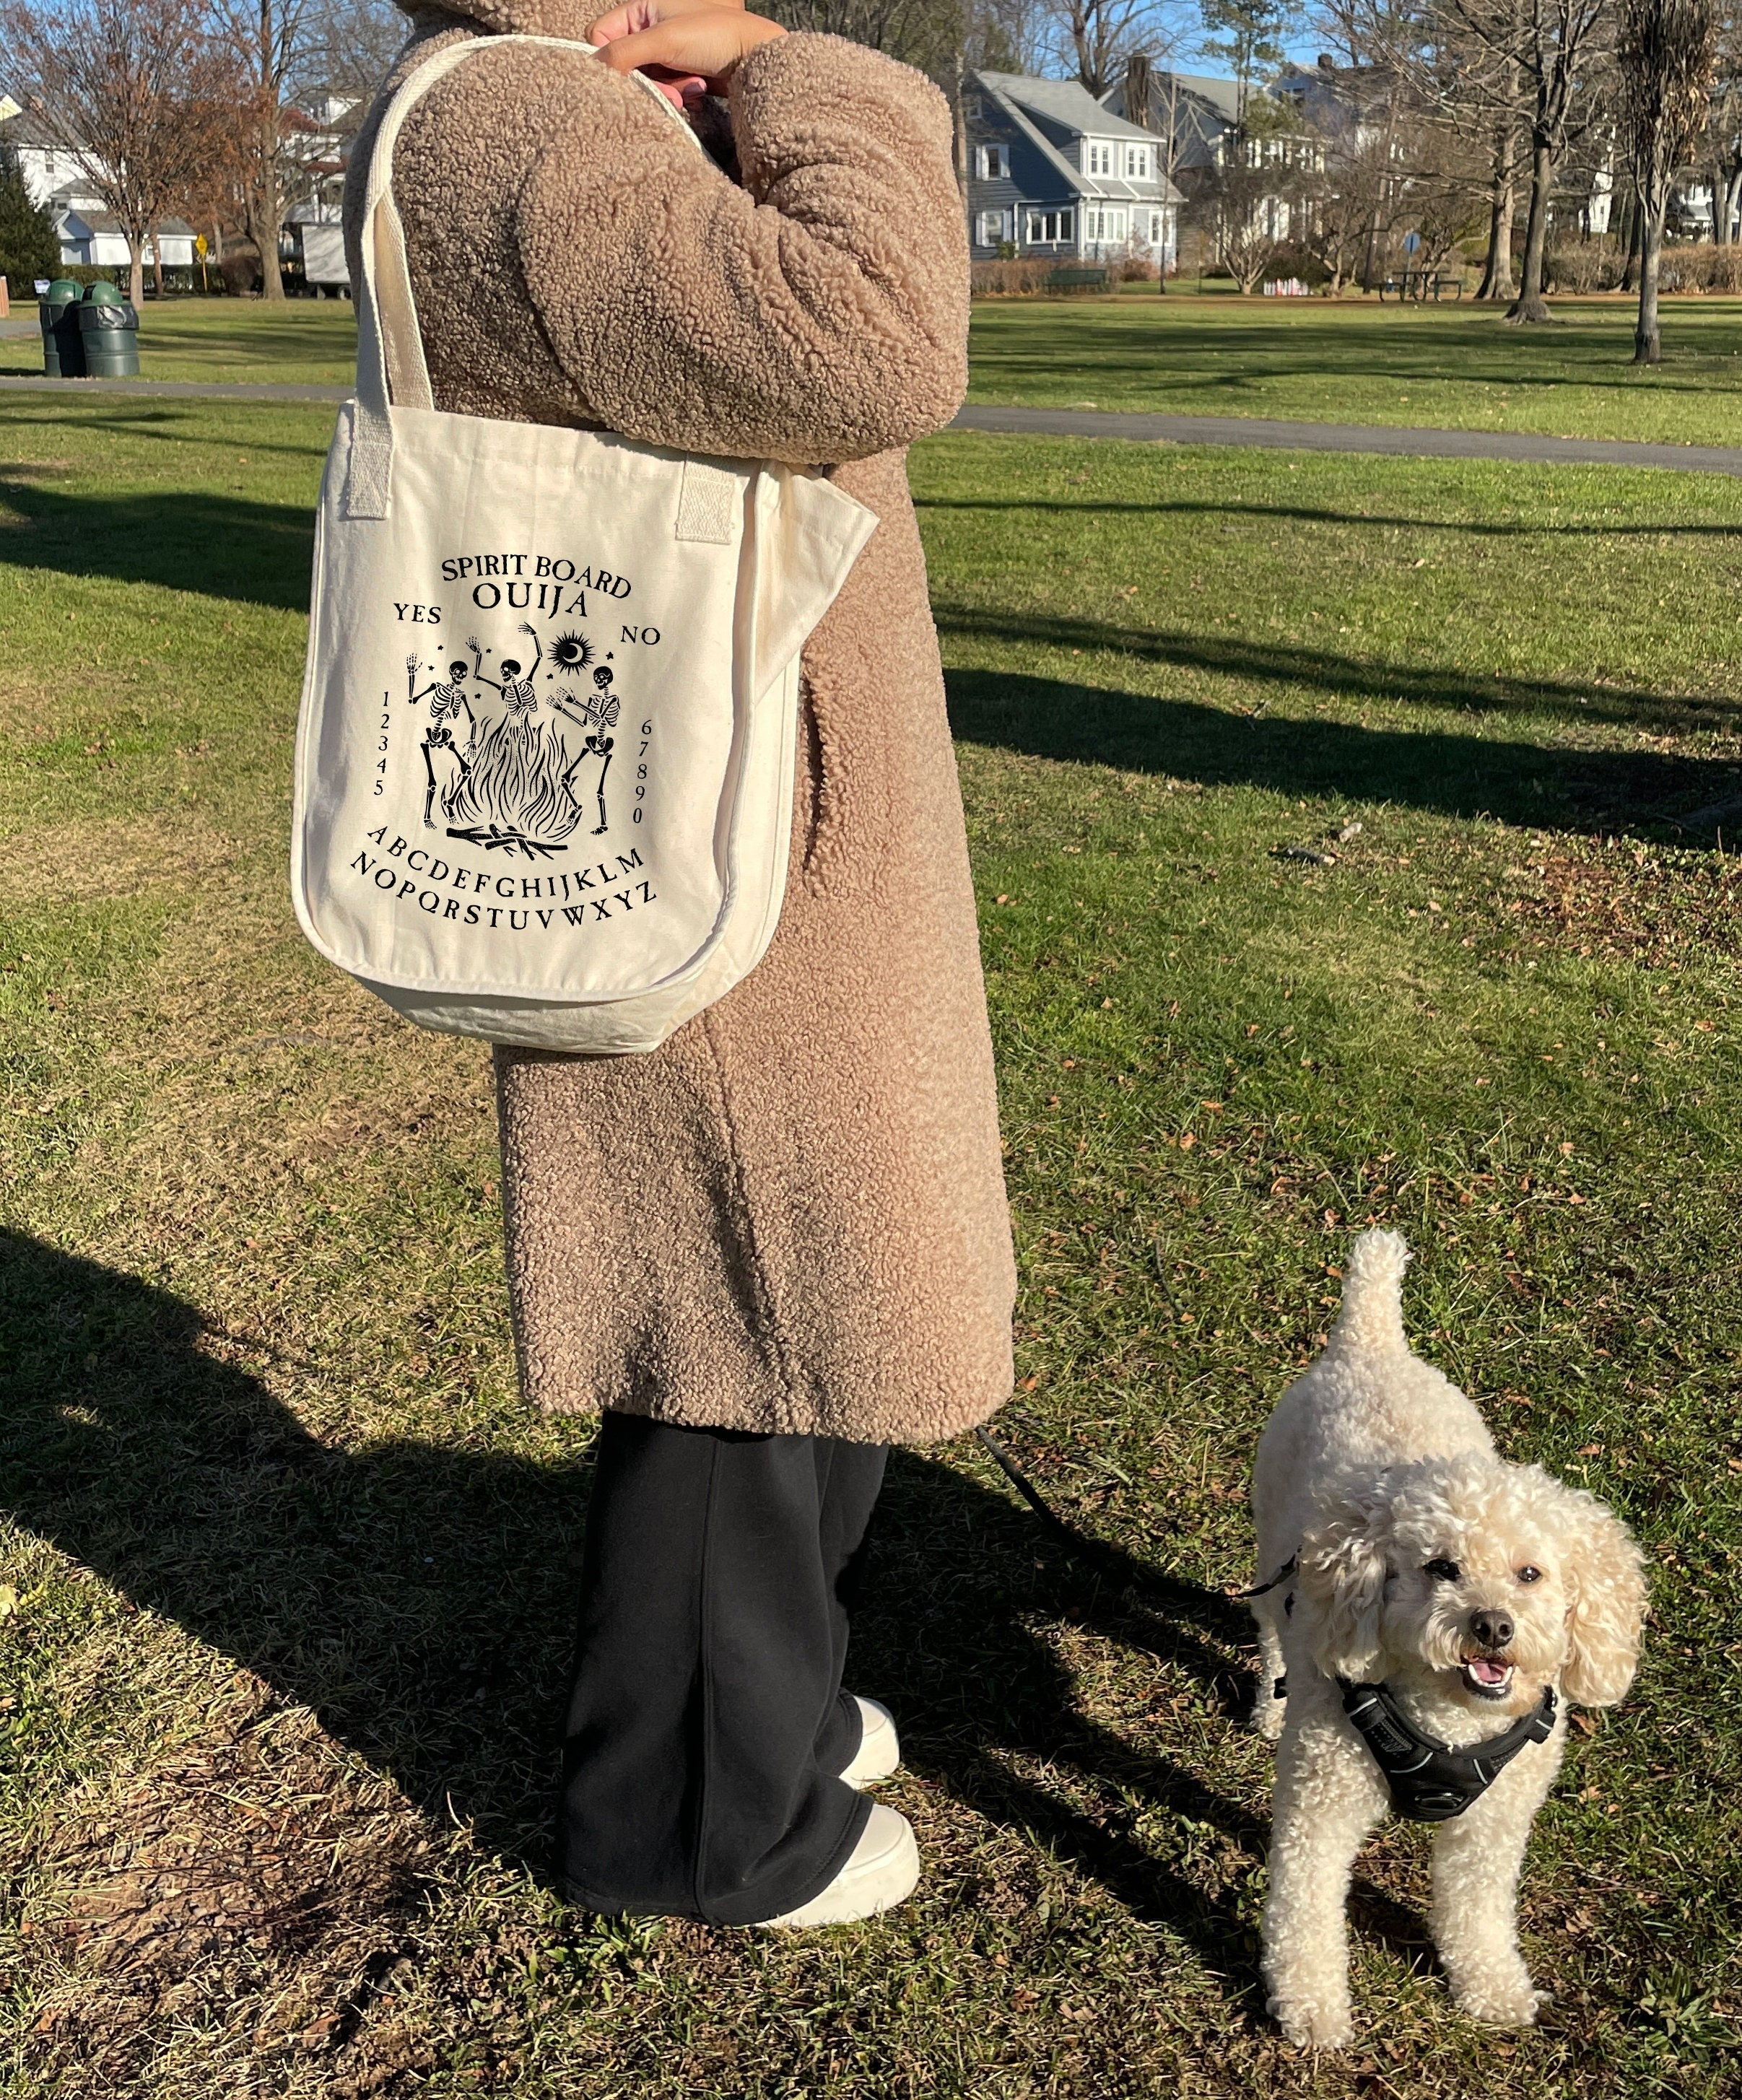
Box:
[6,371,1742,475]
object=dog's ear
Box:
[1297,1492,1392,1683]
[1560,1497,1647,1707]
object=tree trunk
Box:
[946,46,967,199]
[1476,130,1518,300]
[1722,168,1742,246]
[1360,95,1401,290]
[1506,136,1555,323]
[256,165,284,299]
[1621,191,1642,292]
[1634,198,1665,363]
[151,237,165,296]
[126,236,144,309]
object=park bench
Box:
[1377,270,1465,302]
[1047,265,1113,294]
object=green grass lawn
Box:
[968,292,1742,447]
[8,292,1742,449]
[2,399,1740,2099]
[0,299,357,386]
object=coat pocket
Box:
[798,658,889,898]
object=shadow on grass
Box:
[0,1229,1434,1987]
[0,478,315,614]
[944,654,1741,831]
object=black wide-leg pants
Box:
[556,1411,889,1925]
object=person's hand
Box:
[589,0,784,108]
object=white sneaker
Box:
[840,1695,900,1788]
[759,1804,919,1928]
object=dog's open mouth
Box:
[1460,1655,1515,1700]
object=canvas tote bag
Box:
[291,34,879,1054]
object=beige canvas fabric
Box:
[295,35,878,1053]
[344,7,1015,1444]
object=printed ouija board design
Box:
[354,547,665,936]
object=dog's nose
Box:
[1471,1608,1514,1650]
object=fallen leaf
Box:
[0,1585,18,1618]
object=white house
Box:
[0,105,196,272]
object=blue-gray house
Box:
[964,71,1183,269]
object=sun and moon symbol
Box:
[548,632,617,679]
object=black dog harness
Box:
[1337,1678,1558,1821]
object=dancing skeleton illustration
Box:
[424,624,624,852]
[548,662,619,835]
[406,655,476,829]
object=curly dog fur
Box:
[1250,1229,1647,2049]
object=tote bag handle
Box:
[342,32,706,520]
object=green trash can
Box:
[38,278,85,378]
[77,282,139,378]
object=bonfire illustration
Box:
[438,626,616,855]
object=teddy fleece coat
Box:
[343,2,1015,1444]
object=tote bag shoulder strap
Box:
[343,30,705,520]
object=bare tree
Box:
[1318,0,1533,297]
[1439,0,1615,321]
[1706,3,1742,240]
[967,0,1053,72]
[1471,49,1527,295]
[206,0,321,301]
[1050,0,1164,90]
[767,0,967,72]
[1619,0,1715,357]
[1,0,216,305]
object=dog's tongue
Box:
[1467,1657,1510,1686]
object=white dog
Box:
[1249,1229,1646,2050]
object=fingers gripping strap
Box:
[341,32,706,520]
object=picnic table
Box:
[1377,269,1465,302]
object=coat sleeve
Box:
[513,32,970,463]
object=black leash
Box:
[973,1426,1291,1602]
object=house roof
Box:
[970,70,1184,204]
[55,206,195,240]
[977,71,1160,144]
[0,108,69,149]
[1158,73,1242,125]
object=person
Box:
[344,0,1014,1927]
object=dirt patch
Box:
[1497,846,1742,965]
[24,1701,433,2091]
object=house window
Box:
[1024,207,1074,245]
[975,143,1009,180]
[1124,144,1151,180]
[975,208,1013,248]
[1085,141,1114,175]
[1085,205,1128,242]
[1147,208,1165,245]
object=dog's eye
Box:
[1517,1565,1543,1584]
[1423,1557,1461,1582]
